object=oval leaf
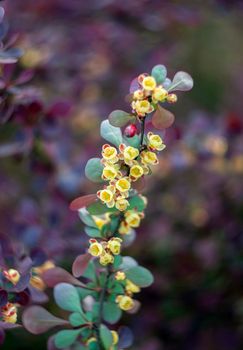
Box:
[22,306,68,335]
[103,302,122,324]
[125,266,154,287]
[118,326,134,348]
[85,158,104,183]
[70,194,97,211]
[69,312,87,327]
[87,201,118,215]
[100,119,122,147]
[152,105,175,130]
[129,77,140,94]
[42,267,86,288]
[108,110,135,128]
[100,324,113,350]
[72,253,92,278]
[78,208,97,227]
[169,71,194,92]
[54,283,82,313]
[54,329,81,349]
[151,64,167,84]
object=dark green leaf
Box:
[125,266,154,287]
[54,329,81,349]
[54,283,82,313]
[87,201,118,215]
[100,120,122,147]
[69,312,87,327]
[123,134,140,149]
[103,302,122,324]
[128,195,146,212]
[85,158,104,183]
[108,110,135,127]
[100,324,113,349]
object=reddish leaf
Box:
[72,253,91,278]
[126,300,141,314]
[152,105,175,130]
[22,306,68,334]
[132,176,146,192]
[0,322,21,330]
[42,267,86,288]
[70,194,97,211]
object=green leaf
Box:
[82,260,96,281]
[168,71,193,92]
[100,324,113,349]
[125,266,154,287]
[120,256,138,271]
[103,302,122,324]
[69,312,87,327]
[123,134,140,149]
[54,329,81,349]
[54,283,82,313]
[85,158,104,183]
[108,110,135,127]
[88,341,99,350]
[151,64,167,84]
[100,119,122,147]
[87,201,118,215]
[84,226,102,238]
[113,255,122,269]
[78,208,97,228]
[128,195,146,212]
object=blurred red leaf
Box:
[152,105,175,129]
[22,306,68,334]
[72,253,91,278]
[70,194,97,211]
[42,267,86,288]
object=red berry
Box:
[124,124,138,138]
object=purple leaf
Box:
[0,291,8,307]
[152,105,175,130]
[72,254,91,278]
[22,306,68,335]
[118,326,134,348]
[18,257,33,274]
[42,267,86,288]
[0,322,21,330]
[47,101,72,118]
[69,194,97,211]
[129,77,140,93]
[29,286,49,304]
[47,335,59,350]
[15,69,34,85]
[0,328,5,346]
[0,7,4,23]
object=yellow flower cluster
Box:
[88,237,122,266]
[115,276,141,311]
[119,209,144,235]
[1,303,17,324]
[97,136,165,211]
[131,74,177,117]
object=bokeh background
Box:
[1,0,243,349]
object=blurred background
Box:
[1,0,243,349]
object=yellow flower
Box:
[3,269,20,285]
[108,238,122,255]
[126,280,141,294]
[116,295,134,311]
[124,211,141,228]
[132,99,154,116]
[102,165,119,180]
[97,186,115,207]
[115,271,126,281]
[115,177,131,193]
[141,150,158,165]
[167,93,178,103]
[118,221,131,235]
[123,146,139,162]
[86,337,97,345]
[152,86,168,102]
[147,132,166,151]
[93,214,110,230]
[142,76,157,91]
[99,252,114,266]
[88,240,103,257]
[30,275,45,291]
[102,144,118,163]
[115,198,129,211]
[129,164,144,180]
[111,330,119,345]
[33,261,55,275]
[1,303,17,324]
[133,89,144,100]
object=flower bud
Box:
[124,124,138,138]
